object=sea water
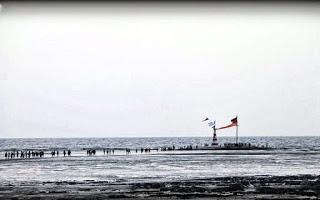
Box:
[0,137,319,185]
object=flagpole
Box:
[213,121,215,142]
[236,115,238,145]
[236,124,238,144]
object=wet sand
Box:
[1,175,319,199]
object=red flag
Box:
[216,117,238,130]
[231,117,238,125]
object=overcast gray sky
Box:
[0,2,320,138]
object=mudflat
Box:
[1,175,319,200]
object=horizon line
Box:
[0,135,319,139]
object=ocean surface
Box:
[0,137,320,185]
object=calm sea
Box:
[0,137,319,184]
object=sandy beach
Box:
[0,175,319,199]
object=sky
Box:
[0,2,320,138]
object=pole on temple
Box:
[212,121,218,146]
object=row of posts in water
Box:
[3,145,199,159]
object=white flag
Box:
[208,122,214,127]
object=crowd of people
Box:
[161,145,197,151]
[161,146,176,151]
[4,150,72,159]
[4,148,162,159]
[102,149,115,155]
[87,149,97,156]
[4,150,44,159]
[50,150,72,157]
[91,148,157,156]
[127,148,156,154]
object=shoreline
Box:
[1,175,319,199]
